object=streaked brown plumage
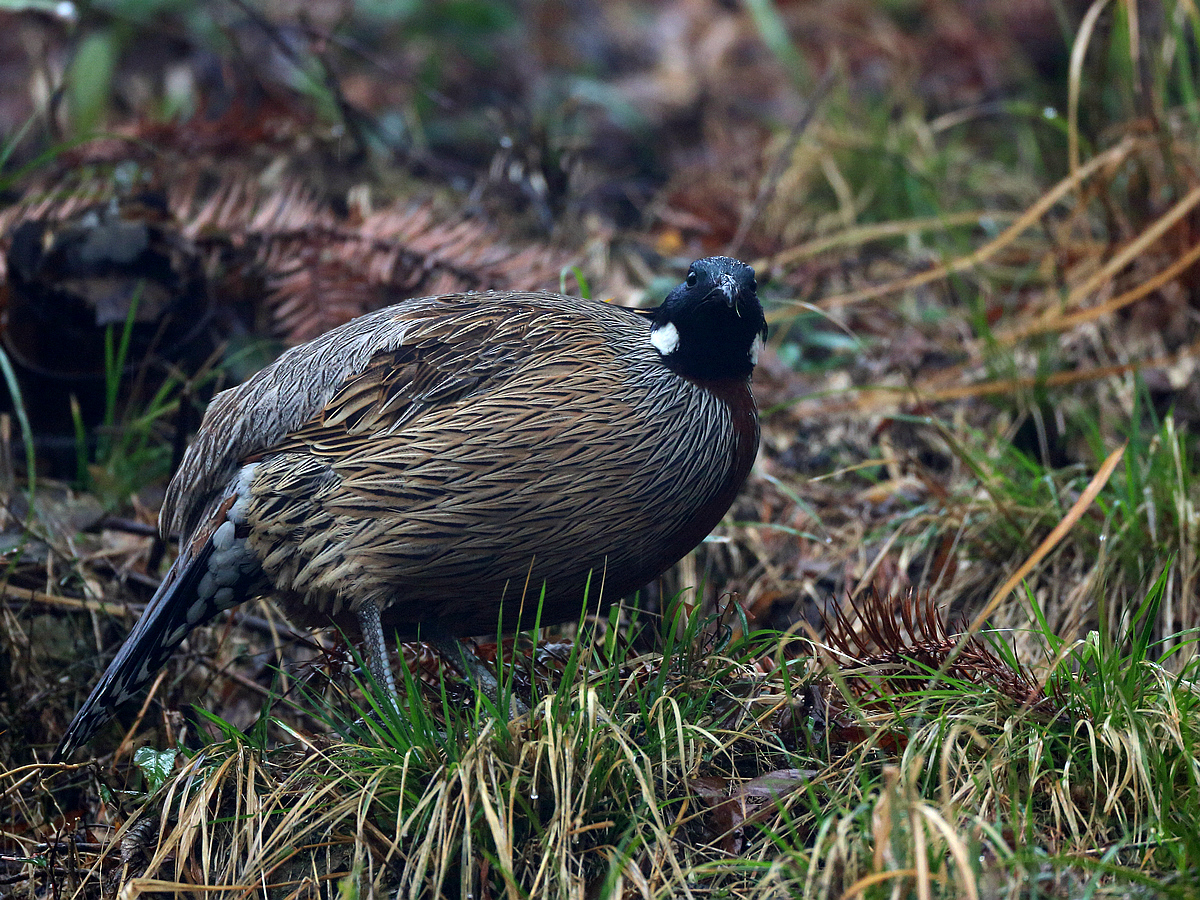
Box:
[56,256,764,758]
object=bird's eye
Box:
[686,271,698,287]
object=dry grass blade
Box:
[1002,237,1200,342]
[1057,183,1200,312]
[764,210,1018,270]
[766,137,1136,319]
[728,71,833,259]
[969,443,1125,633]
[78,670,732,900]
[1067,0,1116,176]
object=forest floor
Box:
[2,1,1200,897]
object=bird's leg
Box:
[422,621,530,716]
[356,599,401,712]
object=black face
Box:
[651,256,765,381]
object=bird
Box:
[54,255,765,758]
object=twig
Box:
[726,70,834,259]
[96,517,160,538]
[0,584,130,615]
[225,0,369,163]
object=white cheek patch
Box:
[750,333,764,366]
[650,322,680,357]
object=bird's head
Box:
[650,256,765,381]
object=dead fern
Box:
[169,171,573,345]
[2,158,574,350]
[822,588,1047,709]
[254,194,573,345]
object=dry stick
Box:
[5,579,311,643]
[726,71,834,260]
[0,584,119,614]
[97,517,160,537]
[765,136,1137,321]
[0,764,45,798]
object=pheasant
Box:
[55,256,765,757]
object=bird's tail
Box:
[54,534,258,760]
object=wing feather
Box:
[161,292,594,539]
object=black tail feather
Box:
[54,540,251,760]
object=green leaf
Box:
[133,746,179,794]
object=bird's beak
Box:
[718,273,738,306]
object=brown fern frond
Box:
[268,253,391,345]
[165,173,574,344]
[260,198,572,344]
[822,588,1047,709]
[4,161,574,350]
[172,174,328,237]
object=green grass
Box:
[68,298,183,506]
[888,393,1200,682]
[81,584,1198,899]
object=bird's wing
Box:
[287,303,543,441]
[161,294,620,540]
